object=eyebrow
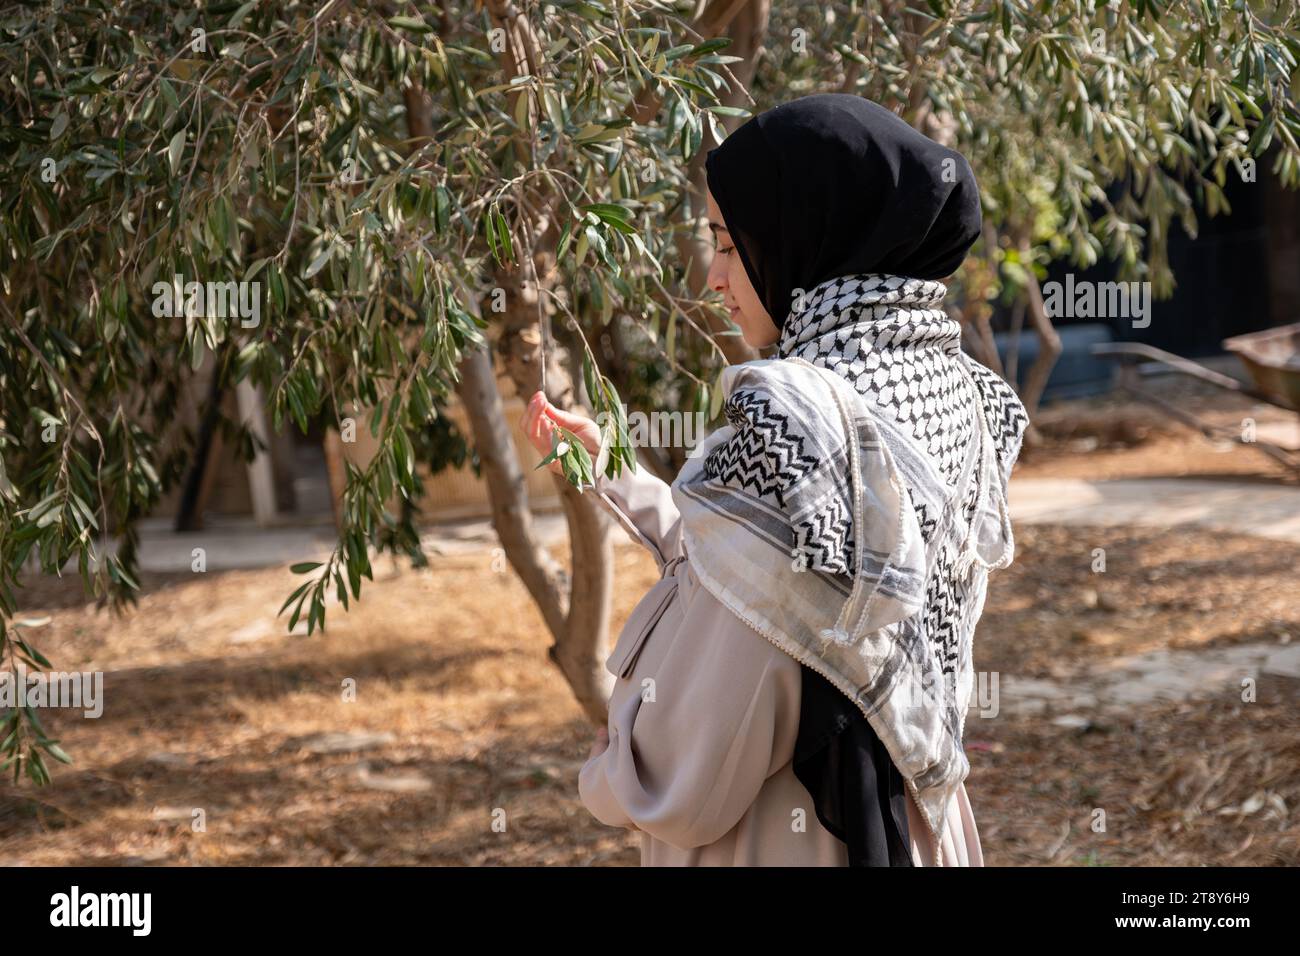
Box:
[708,222,729,234]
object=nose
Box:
[707,252,727,294]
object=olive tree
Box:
[0,0,753,781]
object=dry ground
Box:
[2,376,1298,866]
[1016,367,1299,484]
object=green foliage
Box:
[0,0,738,781]
[758,0,1300,299]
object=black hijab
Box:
[704,93,982,328]
[705,94,984,866]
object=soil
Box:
[2,376,1297,866]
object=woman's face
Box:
[706,188,779,349]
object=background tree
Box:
[756,0,1300,421]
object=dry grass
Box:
[3,380,1298,866]
[978,523,1300,678]
[1,547,657,866]
[2,522,1297,866]
[969,694,1300,866]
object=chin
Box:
[735,312,779,350]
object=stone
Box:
[352,762,433,793]
[299,731,395,755]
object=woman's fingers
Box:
[523,394,562,474]
[536,408,556,449]
[543,402,592,433]
[519,394,553,467]
[541,406,600,454]
[521,391,599,467]
[525,393,550,449]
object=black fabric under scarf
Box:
[704,93,982,329]
[794,667,915,866]
[706,95,986,866]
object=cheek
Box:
[730,259,756,305]
[732,260,766,318]
[730,262,779,346]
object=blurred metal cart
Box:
[1092,323,1300,474]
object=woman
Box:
[523,94,1029,866]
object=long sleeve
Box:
[577,566,800,849]
[592,463,684,570]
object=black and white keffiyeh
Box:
[670,273,1029,860]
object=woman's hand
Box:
[519,390,601,475]
[582,725,639,834]
[584,726,636,831]
[588,726,609,760]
